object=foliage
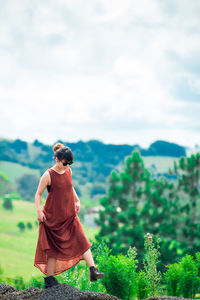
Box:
[27,221,33,229]
[170,152,200,254]
[143,233,162,296]
[178,254,200,298]
[2,194,13,210]
[2,276,26,290]
[16,174,39,201]
[141,176,181,267]
[8,192,21,200]
[142,140,186,157]
[137,270,149,299]
[96,150,200,270]
[28,275,44,289]
[0,138,185,193]
[164,253,200,298]
[164,263,182,296]
[17,221,25,232]
[95,151,151,261]
[96,241,138,300]
[60,263,106,293]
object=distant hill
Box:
[0,138,186,169]
[0,137,186,180]
[0,138,186,202]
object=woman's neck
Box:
[53,164,68,174]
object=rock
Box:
[0,283,41,300]
[0,282,120,300]
[0,283,194,300]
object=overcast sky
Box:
[0,0,200,148]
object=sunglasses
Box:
[62,161,73,166]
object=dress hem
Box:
[34,243,93,276]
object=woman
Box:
[34,143,104,288]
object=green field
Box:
[0,161,40,191]
[0,155,179,281]
[142,156,179,173]
[0,200,99,281]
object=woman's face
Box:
[55,157,69,169]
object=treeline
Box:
[0,137,187,203]
[0,138,186,169]
[0,137,186,178]
[95,150,200,270]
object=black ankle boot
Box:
[90,266,105,282]
[43,275,59,289]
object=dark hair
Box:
[53,143,73,164]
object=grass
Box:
[142,156,180,173]
[0,200,99,281]
[0,161,40,191]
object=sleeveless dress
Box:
[34,167,92,276]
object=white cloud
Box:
[0,0,199,148]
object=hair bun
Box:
[53,143,64,153]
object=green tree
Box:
[170,153,200,253]
[2,194,13,210]
[17,221,25,232]
[27,222,33,229]
[95,151,151,258]
[141,176,182,267]
[17,174,39,201]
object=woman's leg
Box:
[46,257,56,276]
[82,248,95,267]
[83,248,105,281]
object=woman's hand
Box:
[75,201,80,213]
[37,209,47,223]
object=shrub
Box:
[164,254,200,298]
[28,275,44,289]
[60,263,105,293]
[195,252,200,276]
[178,254,200,298]
[3,276,26,290]
[13,276,26,290]
[2,195,13,210]
[137,270,149,299]
[27,222,33,229]
[17,221,25,232]
[96,241,138,300]
[164,263,182,296]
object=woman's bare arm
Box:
[69,167,80,213]
[73,187,80,213]
[73,187,80,204]
[35,171,50,215]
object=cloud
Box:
[0,0,199,148]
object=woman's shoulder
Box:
[41,169,51,180]
[44,168,52,174]
[38,170,51,186]
[69,167,72,175]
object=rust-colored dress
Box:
[34,167,92,276]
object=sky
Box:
[0,0,200,148]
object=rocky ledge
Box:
[0,282,120,300]
[0,283,195,300]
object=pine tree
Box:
[141,175,181,267]
[95,151,151,256]
[171,153,200,252]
